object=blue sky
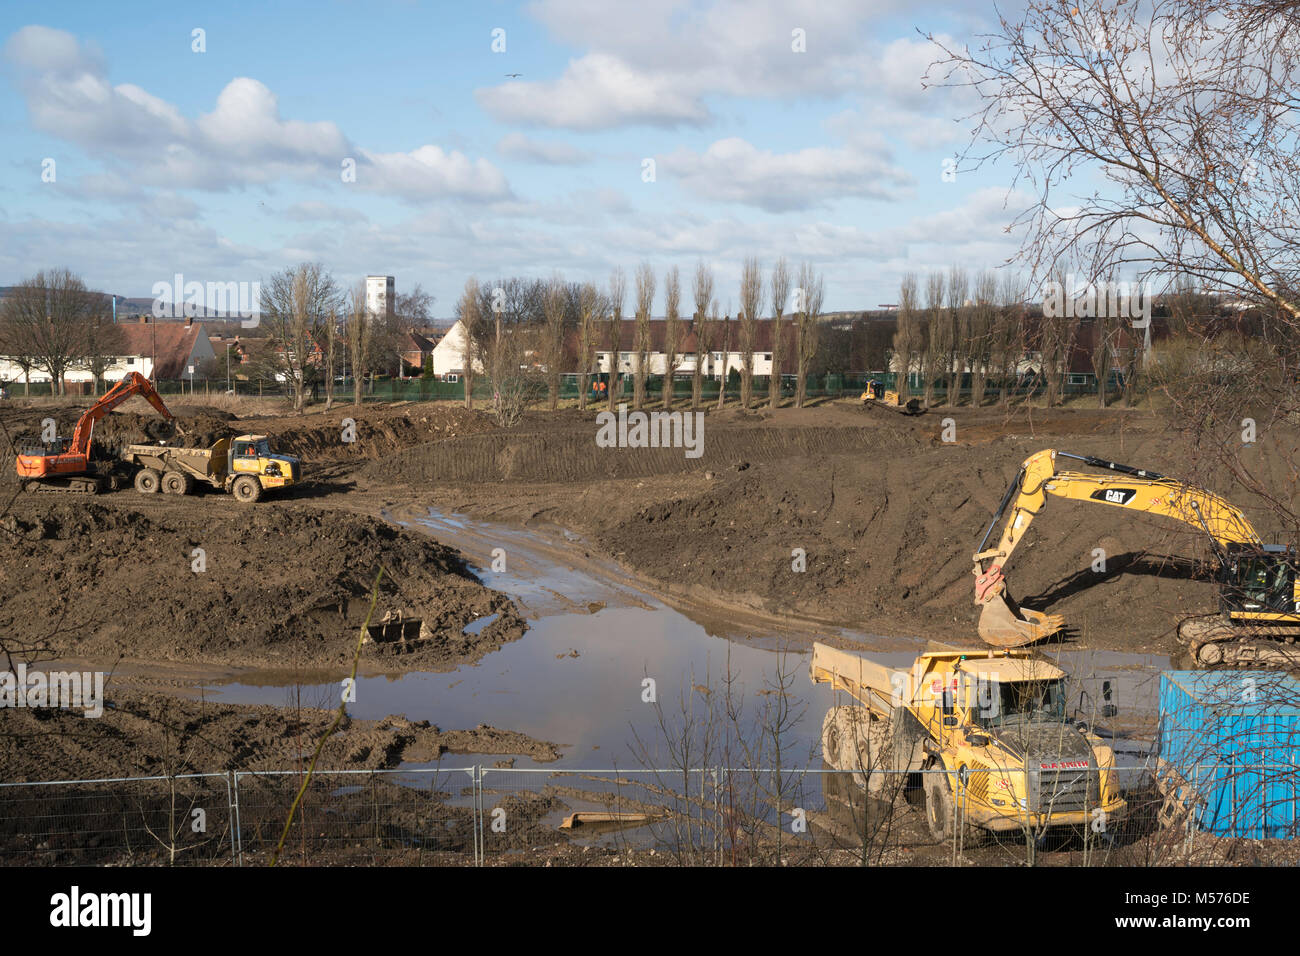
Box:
[0,0,1037,315]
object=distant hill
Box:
[0,287,259,322]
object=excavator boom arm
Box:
[973,448,1266,647]
[69,372,175,457]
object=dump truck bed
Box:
[809,642,908,717]
[121,438,230,480]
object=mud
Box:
[0,497,525,671]
[396,403,1300,658]
[4,396,1299,796]
[0,690,560,781]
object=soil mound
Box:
[0,499,525,670]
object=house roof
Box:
[113,322,208,378]
[405,330,436,353]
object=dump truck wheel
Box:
[134,468,161,494]
[925,772,955,843]
[232,475,262,503]
[162,471,193,496]
[822,707,890,793]
[822,708,844,768]
[924,767,989,846]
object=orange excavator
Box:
[16,372,179,493]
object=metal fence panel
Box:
[0,774,233,867]
[1,761,1295,866]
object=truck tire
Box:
[925,771,955,843]
[231,475,262,503]
[134,468,161,494]
[924,766,989,846]
[822,706,891,794]
[162,471,193,496]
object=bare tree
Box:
[633,262,655,410]
[769,257,791,409]
[968,270,998,407]
[322,309,338,410]
[738,257,763,409]
[993,272,1027,407]
[716,309,731,411]
[343,282,373,406]
[455,278,485,410]
[795,263,824,407]
[577,282,603,411]
[1090,308,1118,408]
[893,273,921,399]
[922,272,947,408]
[0,269,107,395]
[389,283,434,379]
[81,319,124,395]
[928,2,1300,325]
[260,262,341,412]
[691,261,715,411]
[541,275,567,410]
[662,266,682,411]
[1038,271,1081,407]
[605,268,626,412]
[944,267,969,406]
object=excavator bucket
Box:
[978,594,1065,647]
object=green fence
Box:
[1,370,1133,406]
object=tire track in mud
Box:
[366,425,918,485]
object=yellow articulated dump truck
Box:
[122,434,301,503]
[810,642,1126,842]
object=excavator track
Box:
[1177,615,1300,669]
[21,476,105,494]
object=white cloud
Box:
[663,137,914,212]
[477,54,712,130]
[358,146,511,201]
[4,25,510,200]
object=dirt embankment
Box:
[390,403,1300,655]
[0,691,559,781]
[0,497,524,671]
[0,400,496,484]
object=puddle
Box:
[197,507,1167,783]
[463,612,499,636]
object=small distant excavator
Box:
[860,380,924,415]
[973,448,1300,667]
[15,372,179,493]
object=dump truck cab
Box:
[230,434,300,488]
[811,644,1126,842]
[908,651,1125,833]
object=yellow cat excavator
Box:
[973,449,1300,667]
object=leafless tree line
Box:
[887,265,1162,408]
[0,264,432,410]
[926,0,1300,528]
[0,269,123,395]
[451,258,827,420]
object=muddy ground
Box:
[1,690,559,782]
[3,393,1298,787]
[0,497,524,671]
[371,400,1300,658]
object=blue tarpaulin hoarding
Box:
[1159,670,1300,839]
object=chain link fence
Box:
[1,763,1295,866]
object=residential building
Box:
[366,276,395,319]
[0,317,216,389]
